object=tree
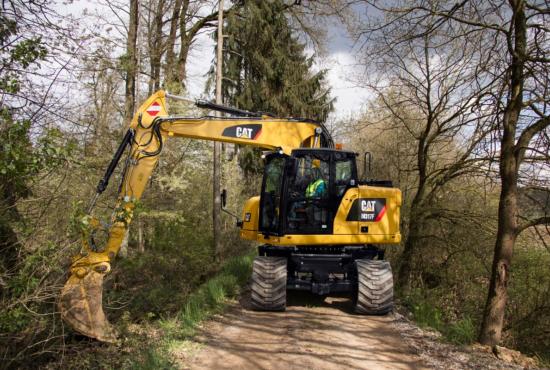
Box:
[0,1,58,270]
[212,0,334,177]
[163,0,231,93]
[470,0,550,347]
[354,7,495,293]
[358,0,550,346]
[220,0,334,121]
[123,0,139,125]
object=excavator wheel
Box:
[250,256,287,311]
[354,259,393,315]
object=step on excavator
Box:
[59,91,401,342]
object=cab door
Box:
[284,152,332,234]
[258,154,286,235]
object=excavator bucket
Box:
[59,268,117,342]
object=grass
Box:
[127,346,177,370]
[125,251,255,369]
[174,253,253,337]
[402,290,477,346]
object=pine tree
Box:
[210,0,334,175]
[221,0,334,122]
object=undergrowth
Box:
[122,251,254,369]
[402,290,477,346]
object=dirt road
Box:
[179,291,427,370]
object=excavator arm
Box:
[59,90,332,341]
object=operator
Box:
[305,159,327,198]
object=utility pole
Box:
[213,0,224,262]
[120,0,139,258]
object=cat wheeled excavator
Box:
[59,91,401,342]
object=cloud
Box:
[323,52,371,118]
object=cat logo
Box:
[346,198,387,222]
[222,124,262,140]
[236,127,253,139]
[361,200,375,213]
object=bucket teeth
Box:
[59,269,118,343]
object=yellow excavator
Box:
[59,91,402,342]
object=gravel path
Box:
[177,291,428,370]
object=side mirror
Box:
[364,152,372,181]
[219,189,241,226]
[221,189,227,208]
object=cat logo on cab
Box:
[346,198,387,222]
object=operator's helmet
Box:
[311,158,322,179]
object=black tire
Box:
[354,259,393,315]
[250,256,287,311]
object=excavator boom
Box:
[59,91,331,341]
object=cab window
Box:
[335,159,353,197]
[286,154,331,234]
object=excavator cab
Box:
[260,149,358,236]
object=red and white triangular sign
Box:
[146,102,161,116]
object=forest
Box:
[0,0,549,369]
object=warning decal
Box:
[346,198,386,222]
[146,102,162,116]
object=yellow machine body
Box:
[240,186,401,245]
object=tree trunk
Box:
[479,176,517,345]
[137,216,144,253]
[164,0,184,88]
[176,40,190,91]
[124,0,139,125]
[0,218,20,270]
[398,201,423,293]
[213,0,224,262]
[479,0,526,346]
[0,184,23,270]
[479,92,522,345]
[398,110,430,292]
[148,0,165,95]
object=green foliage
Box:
[0,305,30,333]
[0,111,70,192]
[213,0,334,175]
[127,346,177,370]
[0,34,47,93]
[403,289,476,345]
[0,9,47,94]
[118,251,254,368]
[506,246,550,361]
[221,0,333,121]
[403,291,443,331]
[176,252,253,337]
[445,317,476,345]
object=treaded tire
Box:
[251,256,287,311]
[354,259,393,315]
